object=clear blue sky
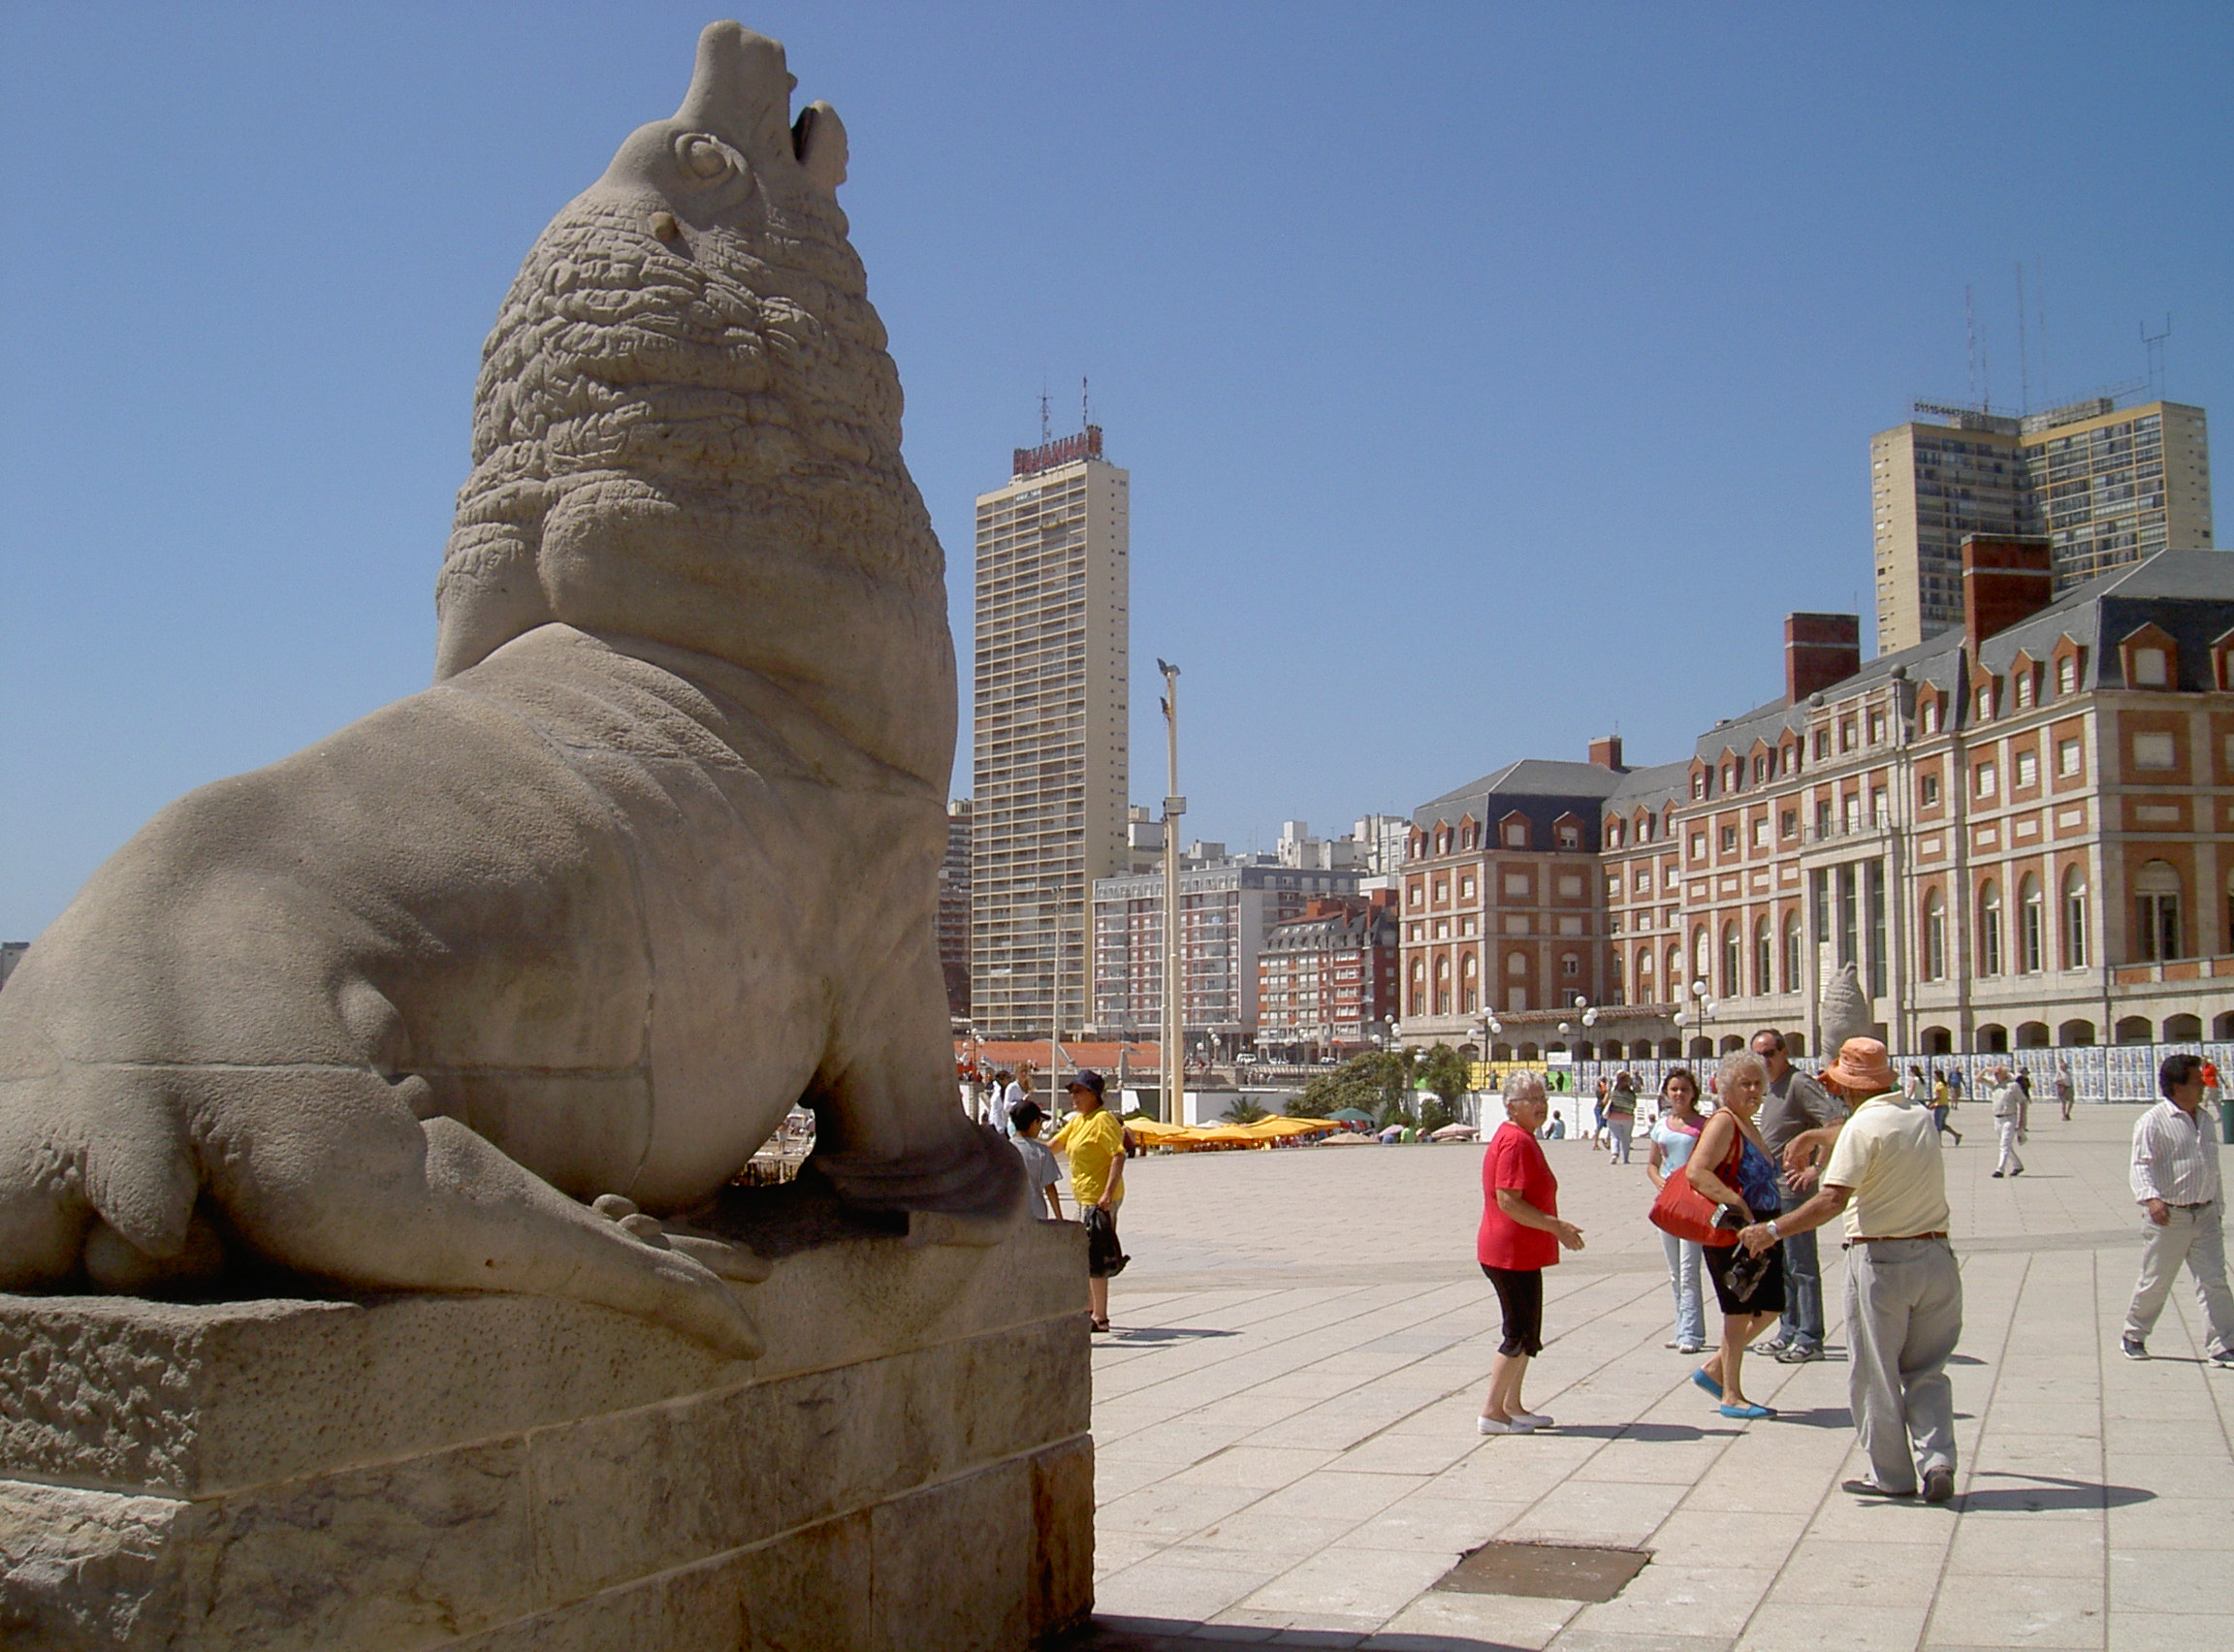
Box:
[4,2,2228,937]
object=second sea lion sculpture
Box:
[0,21,1020,1357]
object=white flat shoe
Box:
[1510,1411,1553,1428]
[1478,1415,1536,1434]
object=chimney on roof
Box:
[1785,613,1860,704]
[1587,735,1625,771]
[1961,534,2055,653]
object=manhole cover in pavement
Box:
[1432,1540,1651,1603]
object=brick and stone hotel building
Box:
[1400,543,2234,1061]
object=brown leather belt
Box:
[1847,1231,1949,1246]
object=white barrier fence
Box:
[1528,1042,2225,1106]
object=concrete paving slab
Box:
[1080,1109,2234,1649]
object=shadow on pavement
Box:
[1770,1407,1855,1430]
[1102,1326,1240,1345]
[1961,1471,2156,1511]
[1551,1421,1731,1442]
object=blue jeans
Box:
[1662,1229,1705,1348]
[1778,1186,1824,1349]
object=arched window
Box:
[1923,888,1946,980]
[2019,875,2044,973]
[1693,927,1710,983]
[1753,917,1772,996]
[1667,944,1683,993]
[1407,957,1423,1016]
[1460,951,1478,1013]
[1433,954,1452,1015]
[1720,923,1741,998]
[1636,947,1654,1001]
[1978,880,2003,975]
[2135,860,2182,962]
[2062,868,2089,969]
[1781,912,1803,993]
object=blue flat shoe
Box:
[1691,1368,1723,1400]
[1719,1402,1776,1420]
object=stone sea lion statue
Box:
[0,21,1019,1357]
[1817,961,1874,1054]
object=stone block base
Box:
[0,1191,1093,1650]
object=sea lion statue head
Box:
[435,20,950,779]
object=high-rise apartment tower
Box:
[1872,398,2213,654]
[970,428,1131,1040]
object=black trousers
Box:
[1481,1263,1546,1356]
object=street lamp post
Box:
[1688,978,1716,1061]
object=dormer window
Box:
[1503,820,1528,848]
[2057,654,2078,695]
[2013,670,2034,710]
[1691,773,1707,801]
[1723,763,1737,791]
[1922,699,1942,735]
[2131,647,2169,688]
[1975,684,1995,721]
[1557,824,1580,851]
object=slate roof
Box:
[1408,549,2234,820]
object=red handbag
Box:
[1649,1138,1740,1247]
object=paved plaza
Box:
[1065,1105,2234,1651]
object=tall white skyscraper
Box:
[970,428,1131,1040]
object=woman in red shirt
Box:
[1478,1072,1586,1432]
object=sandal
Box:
[1089,1317,1111,1333]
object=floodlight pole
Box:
[1158,659,1184,1125]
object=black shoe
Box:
[1842,1477,1913,1498]
[2122,1336,2150,1361]
[2011,1167,2024,1176]
[1991,1171,2004,1178]
[1921,1466,1955,1504]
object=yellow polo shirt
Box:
[1049,1109,1126,1208]
[1822,1093,1950,1241]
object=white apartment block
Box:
[970,429,1131,1039]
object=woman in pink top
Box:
[1476,1072,1585,1434]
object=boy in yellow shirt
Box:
[1050,1070,1128,1331]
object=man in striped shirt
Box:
[2122,1053,2234,1366]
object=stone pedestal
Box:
[0,1200,1093,1651]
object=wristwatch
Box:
[1765,1220,1782,1241]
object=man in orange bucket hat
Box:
[1740,1036,1962,1503]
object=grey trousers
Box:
[1844,1237,1963,1493]
[2122,1202,2234,1357]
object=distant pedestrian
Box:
[985,1069,1014,1128]
[1683,1049,1785,1421]
[1050,1070,1127,1332]
[1990,1066,2027,1178]
[1008,1100,1063,1221]
[1590,1081,1608,1153]
[1646,1067,1707,1355]
[1476,1071,1585,1433]
[1751,1029,1844,1363]
[1543,1110,1567,1140]
[1931,1070,1963,1145]
[1746,1036,1961,1503]
[2121,1053,2234,1365]
[2203,1059,2222,1113]
[1903,1064,1928,1104]
[2056,1062,2075,1122]
[1606,1073,1639,1165]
